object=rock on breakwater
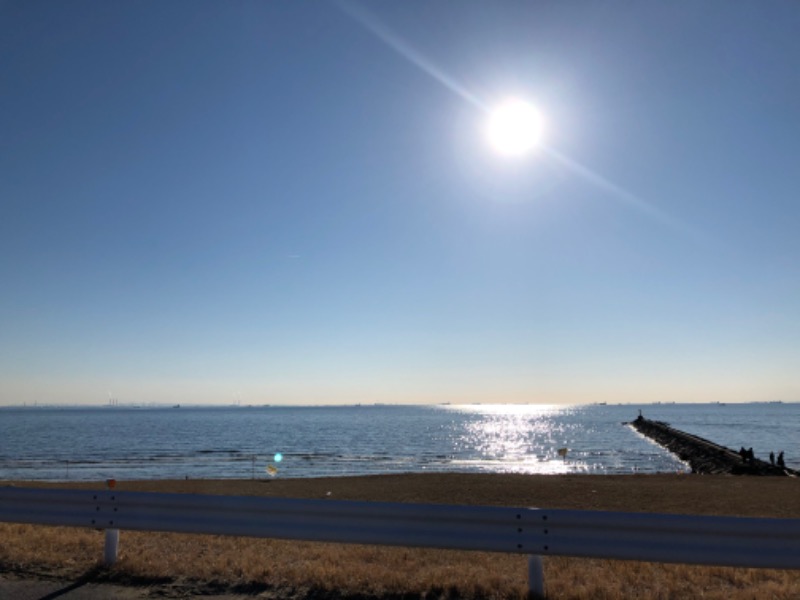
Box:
[629,416,797,476]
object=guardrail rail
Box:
[1,486,798,598]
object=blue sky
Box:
[2,1,798,405]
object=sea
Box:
[0,403,797,482]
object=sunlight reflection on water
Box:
[444,404,590,475]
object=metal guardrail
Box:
[1,486,799,597]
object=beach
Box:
[5,472,800,516]
[1,474,799,599]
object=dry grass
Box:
[1,474,799,599]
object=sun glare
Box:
[486,99,543,157]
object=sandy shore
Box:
[7,472,800,517]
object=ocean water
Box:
[0,403,796,481]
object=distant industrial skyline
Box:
[2,2,798,405]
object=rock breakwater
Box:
[629,416,796,476]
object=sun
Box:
[486,99,544,157]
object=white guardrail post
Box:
[1,486,799,594]
[527,554,544,599]
[102,479,119,565]
[104,528,119,565]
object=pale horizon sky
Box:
[2,1,799,406]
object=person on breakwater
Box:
[777,451,785,468]
[770,451,775,465]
